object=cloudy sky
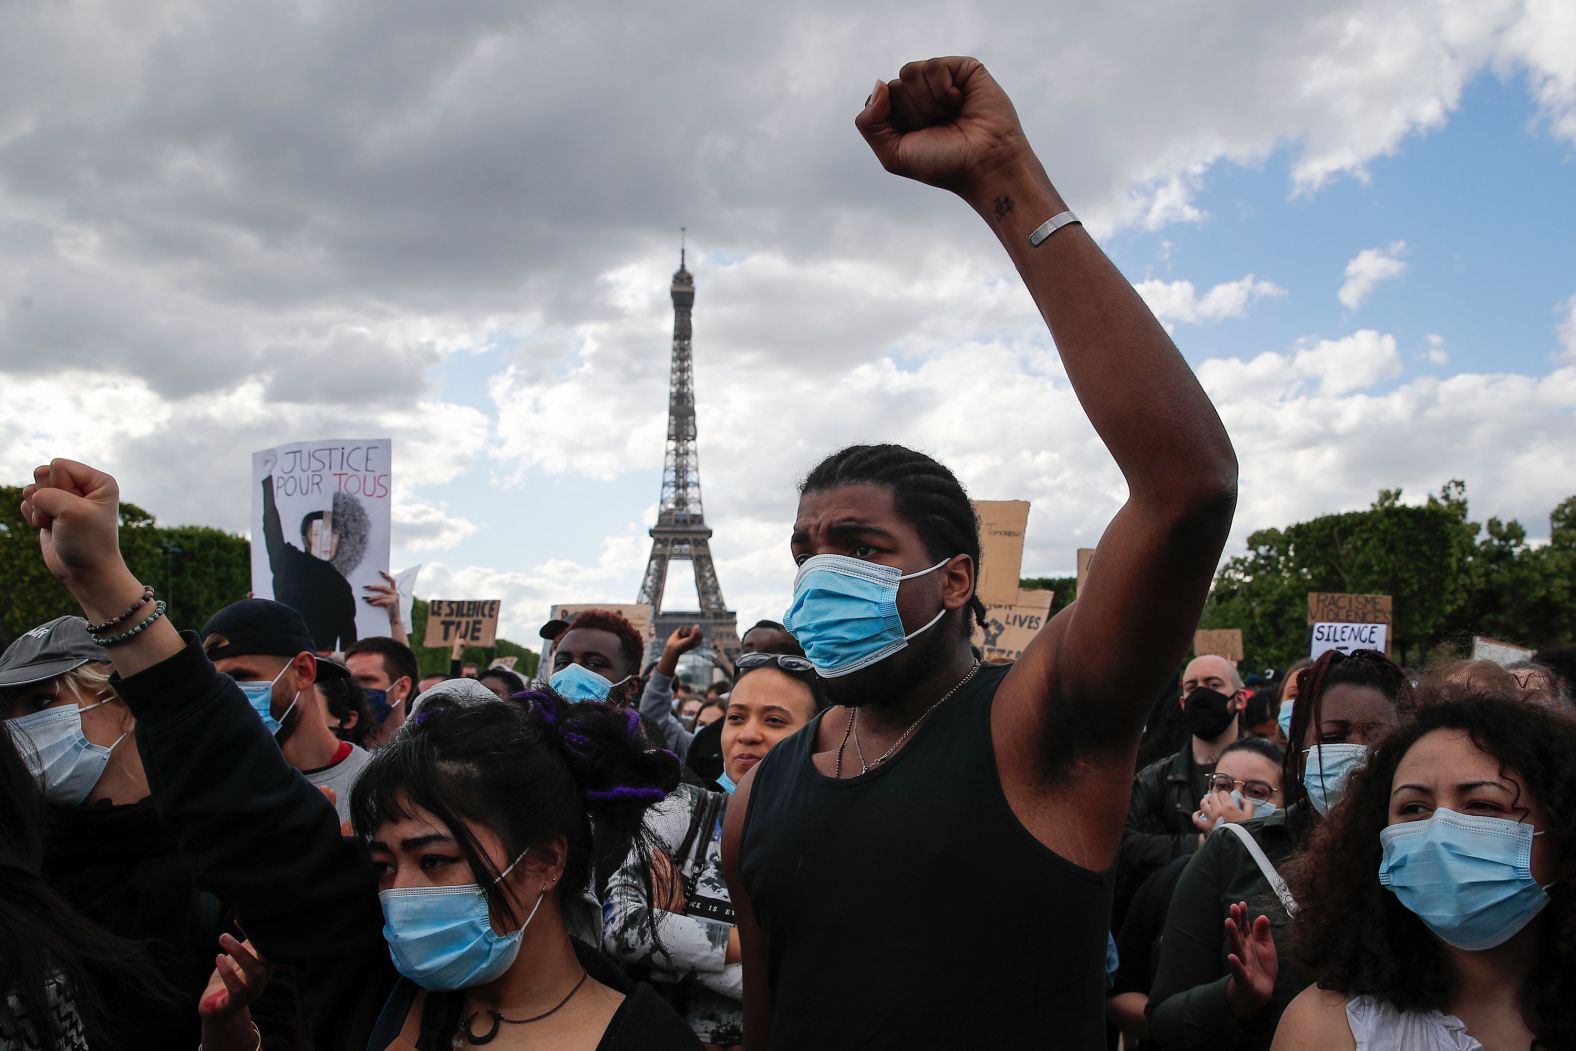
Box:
[4,0,1574,647]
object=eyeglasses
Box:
[735,652,817,676]
[1208,774,1277,802]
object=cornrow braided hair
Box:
[1282,647,1412,811]
[801,443,987,638]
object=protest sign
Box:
[1194,629,1244,664]
[973,588,1055,663]
[1307,592,1393,658]
[1076,548,1095,599]
[489,656,520,671]
[973,500,1031,607]
[251,439,392,651]
[424,600,503,648]
[1472,636,1533,666]
[550,603,656,643]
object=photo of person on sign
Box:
[259,448,365,651]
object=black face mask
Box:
[1183,686,1238,740]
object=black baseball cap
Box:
[0,617,108,689]
[200,599,349,679]
[538,618,570,641]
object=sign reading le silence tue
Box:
[423,600,503,648]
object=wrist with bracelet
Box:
[83,583,169,647]
[84,585,154,634]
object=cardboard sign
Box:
[1472,637,1533,666]
[973,500,1031,607]
[251,439,393,651]
[489,656,519,671]
[1076,548,1095,599]
[1310,622,1389,658]
[1194,629,1244,664]
[549,603,655,643]
[423,600,502,647]
[1307,592,1392,658]
[973,588,1055,663]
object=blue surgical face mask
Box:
[1277,699,1295,738]
[782,554,952,678]
[549,663,631,703]
[9,692,128,806]
[1230,789,1278,818]
[1302,743,1369,815]
[716,770,737,795]
[379,851,542,991]
[1380,809,1551,950]
[236,663,299,737]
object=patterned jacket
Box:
[602,782,742,1046]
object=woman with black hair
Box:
[1144,649,1409,1050]
[1274,694,1576,1049]
[603,653,825,1050]
[1111,736,1285,1049]
[17,458,700,1050]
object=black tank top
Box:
[740,663,1114,1049]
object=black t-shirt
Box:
[740,663,1116,1049]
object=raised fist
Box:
[665,623,705,657]
[855,57,1031,196]
[20,459,127,589]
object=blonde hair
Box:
[58,661,117,705]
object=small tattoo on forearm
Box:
[994,196,1015,220]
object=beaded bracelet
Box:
[92,601,168,646]
[85,585,154,634]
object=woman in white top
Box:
[1270,689,1576,1050]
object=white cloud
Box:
[390,499,477,552]
[1136,274,1286,327]
[1198,330,1402,400]
[1424,333,1449,365]
[1556,294,1576,363]
[1338,241,1407,310]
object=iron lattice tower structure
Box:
[635,238,740,666]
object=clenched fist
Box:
[855,57,1032,197]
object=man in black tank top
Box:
[719,56,1239,1050]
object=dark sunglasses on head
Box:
[735,652,817,676]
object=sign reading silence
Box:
[1307,592,1392,659]
[423,599,503,648]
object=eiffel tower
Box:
[635,236,740,666]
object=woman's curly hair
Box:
[1287,694,1576,1049]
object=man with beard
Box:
[721,57,1237,1049]
[1116,654,1248,914]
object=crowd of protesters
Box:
[4,55,1575,1051]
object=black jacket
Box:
[1117,744,1215,914]
[1146,805,1313,1050]
[42,800,213,1048]
[115,633,391,1049]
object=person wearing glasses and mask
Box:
[1145,650,1408,1050]
[604,652,826,1050]
[1103,740,1286,1051]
